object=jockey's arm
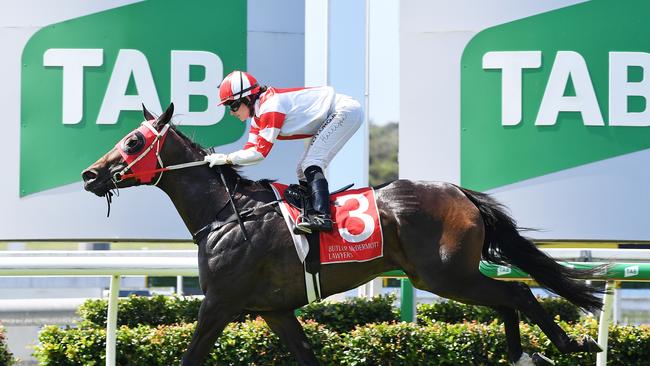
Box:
[228,112,282,165]
[205,110,283,166]
[226,148,264,165]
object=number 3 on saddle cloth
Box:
[269,183,384,275]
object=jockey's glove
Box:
[204,153,229,167]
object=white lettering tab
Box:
[43,48,103,124]
[535,51,604,126]
[171,51,224,126]
[609,52,650,126]
[97,49,162,124]
[483,51,541,126]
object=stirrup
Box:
[293,215,313,234]
[297,215,333,233]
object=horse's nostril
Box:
[82,169,98,182]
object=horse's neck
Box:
[157,166,237,236]
[155,130,252,236]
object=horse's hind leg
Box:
[491,306,554,366]
[260,310,319,366]
[415,271,538,364]
[430,274,599,363]
[181,294,240,366]
[501,280,600,354]
[492,306,524,362]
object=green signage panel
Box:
[461,0,650,191]
[21,0,246,196]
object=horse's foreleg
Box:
[181,295,239,366]
[260,310,319,366]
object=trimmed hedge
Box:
[417,296,582,325]
[77,295,202,328]
[35,320,340,366]
[37,295,648,365]
[299,294,399,332]
[78,294,580,333]
[0,325,13,366]
[35,317,650,365]
[77,294,400,332]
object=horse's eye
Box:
[121,131,146,155]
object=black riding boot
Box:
[296,166,333,233]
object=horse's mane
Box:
[168,123,208,155]
[168,122,275,189]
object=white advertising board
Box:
[0,0,306,240]
[400,0,650,241]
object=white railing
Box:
[0,250,198,366]
[0,248,648,366]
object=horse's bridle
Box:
[113,121,206,185]
[113,121,170,185]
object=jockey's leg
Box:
[295,95,362,232]
[300,95,363,177]
[295,137,313,183]
[297,165,333,232]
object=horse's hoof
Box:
[511,353,534,366]
[581,336,603,353]
[531,353,555,366]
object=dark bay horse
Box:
[81,104,603,366]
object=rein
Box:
[104,159,210,218]
[116,160,208,182]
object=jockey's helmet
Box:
[218,71,260,105]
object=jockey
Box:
[204,70,363,233]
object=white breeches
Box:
[296,94,363,180]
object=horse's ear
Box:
[156,103,174,127]
[142,104,155,121]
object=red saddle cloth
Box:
[271,183,384,264]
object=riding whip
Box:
[217,166,249,241]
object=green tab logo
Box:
[20,0,246,196]
[461,0,650,191]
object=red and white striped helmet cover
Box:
[218,70,259,105]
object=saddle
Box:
[283,182,354,275]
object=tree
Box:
[369,122,398,186]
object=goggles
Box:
[227,99,244,112]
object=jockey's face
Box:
[229,100,251,121]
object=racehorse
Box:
[81,104,603,366]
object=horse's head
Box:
[81,103,177,197]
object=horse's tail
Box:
[456,185,604,313]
